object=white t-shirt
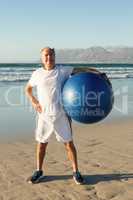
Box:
[28,65,73,116]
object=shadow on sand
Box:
[34,173,133,185]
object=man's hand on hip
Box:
[31,97,42,113]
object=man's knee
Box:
[37,142,48,152]
[64,141,75,151]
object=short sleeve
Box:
[60,66,74,81]
[28,70,38,87]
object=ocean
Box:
[0,63,133,83]
[0,63,133,140]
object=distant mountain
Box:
[55,47,133,63]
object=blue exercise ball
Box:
[62,72,114,124]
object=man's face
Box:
[41,48,55,70]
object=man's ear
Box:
[51,48,55,55]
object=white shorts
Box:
[35,112,73,143]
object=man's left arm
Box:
[71,67,112,87]
[71,66,102,75]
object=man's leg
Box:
[27,142,48,183]
[64,141,84,184]
[64,141,78,172]
[36,142,48,170]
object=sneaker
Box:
[73,171,84,185]
[27,170,43,184]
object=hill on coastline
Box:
[55,47,133,63]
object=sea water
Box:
[0,63,133,140]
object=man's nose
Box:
[48,55,52,60]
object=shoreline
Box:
[0,116,132,143]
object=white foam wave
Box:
[0,65,133,82]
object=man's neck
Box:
[42,64,56,71]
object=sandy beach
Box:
[0,119,133,200]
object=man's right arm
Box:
[25,83,42,113]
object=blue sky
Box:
[0,0,133,62]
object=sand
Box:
[0,119,133,200]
